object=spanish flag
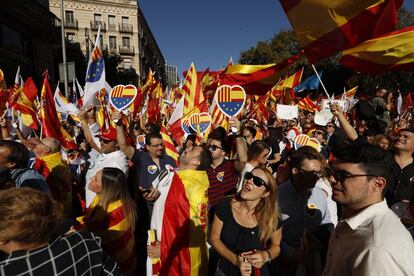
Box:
[160,170,209,276]
[78,196,137,276]
[10,77,39,130]
[340,26,414,75]
[219,54,301,95]
[280,0,403,63]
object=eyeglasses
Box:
[34,139,51,152]
[331,169,378,183]
[150,144,164,148]
[208,144,223,151]
[244,171,268,189]
[298,168,324,178]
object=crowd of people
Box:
[0,87,414,276]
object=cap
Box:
[96,127,117,141]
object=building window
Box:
[109,36,117,50]
[108,15,116,30]
[122,37,130,48]
[65,11,74,23]
[67,33,75,43]
[122,17,129,25]
[94,14,102,23]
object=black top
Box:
[0,231,121,276]
[215,198,269,276]
[387,161,414,204]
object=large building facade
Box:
[49,0,166,84]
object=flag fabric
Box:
[297,96,320,112]
[0,69,6,91]
[10,77,39,130]
[279,0,403,63]
[39,71,63,142]
[160,126,179,165]
[340,26,414,75]
[182,63,205,114]
[295,71,323,93]
[336,86,358,100]
[209,96,229,131]
[281,68,304,89]
[75,78,84,108]
[84,28,105,108]
[159,170,209,276]
[219,54,301,95]
[54,84,80,115]
[78,196,137,275]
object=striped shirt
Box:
[207,160,238,211]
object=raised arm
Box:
[79,109,102,153]
[112,111,135,159]
[330,102,358,141]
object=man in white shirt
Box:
[324,143,414,276]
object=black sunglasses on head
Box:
[244,171,268,189]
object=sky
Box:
[139,0,414,79]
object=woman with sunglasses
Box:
[210,167,281,276]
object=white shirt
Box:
[315,178,338,226]
[324,200,414,276]
[85,150,128,206]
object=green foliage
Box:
[238,8,414,96]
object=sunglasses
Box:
[208,144,223,151]
[298,168,324,178]
[314,131,325,136]
[244,171,268,189]
[99,138,114,144]
[331,169,377,183]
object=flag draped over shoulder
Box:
[160,170,209,276]
[78,196,137,275]
[39,71,64,142]
[84,29,105,108]
[340,26,414,75]
[279,0,403,63]
[219,54,301,95]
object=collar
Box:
[343,199,388,230]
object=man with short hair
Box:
[147,145,212,275]
[277,146,332,275]
[324,143,414,275]
[0,140,49,193]
[31,137,72,216]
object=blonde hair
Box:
[0,187,63,244]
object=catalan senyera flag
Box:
[183,63,204,114]
[160,170,209,276]
[340,26,414,75]
[297,95,320,112]
[209,96,229,131]
[219,54,301,95]
[39,71,64,141]
[78,196,137,276]
[160,126,179,165]
[336,86,358,100]
[280,0,403,63]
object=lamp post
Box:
[60,0,69,97]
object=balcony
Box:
[64,19,78,29]
[90,21,106,31]
[119,23,133,33]
[119,45,135,55]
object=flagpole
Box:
[311,64,330,100]
[60,0,69,98]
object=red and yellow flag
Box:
[280,0,403,63]
[182,63,205,114]
[219,54,301,95]
[340,26,414,75]
[160,126,179,165]
[39,71,63,140]
[297,96,320,112]
[160,170,209,276]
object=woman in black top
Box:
[210,167,281,275]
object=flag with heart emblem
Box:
[216,85,246,117]
[109,84,138,111]
[190,113,211,134]
[181,119,192,135]
[294,134,321,152]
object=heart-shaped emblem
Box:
[181,119,192,134]
[137,135,146,149]
[216,85,246,117]
[189,112,211,134]
[109,84,138,111]
[294,134,321,152]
